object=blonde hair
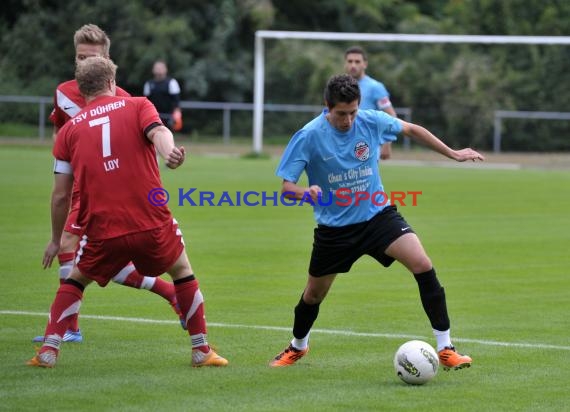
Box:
[75,56,117,97]
[73,24,111,56]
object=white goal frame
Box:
[253,31,570,154]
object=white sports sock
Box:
[59,260,73,281]
[111,264,135,284]
[291,333,310,350]
[140,276,155,290]
[433,328,452,351]
[191,333,208,349]
[111,264,155,290]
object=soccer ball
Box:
[393,340,439,385]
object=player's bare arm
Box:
[377,107,396,160]
[400,121,485,162]
[282,180,322,203]
[382,106,397,117]
[147,125,186,169]
[43,172,73,269]
[52,126,60,142]
[380,142,392,160]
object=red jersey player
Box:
[33,24,183,344]
[28,56,228,368]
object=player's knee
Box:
[303,287,328,304]
[60,231,80,253]
[67,269,92,288]
[303,293,323,305]
[409,256,432,274]
[168,265,193,282]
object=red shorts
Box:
[76,219,185,286]
[64,202,82,236]
[64,195,83,236]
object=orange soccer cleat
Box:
[269,344,309,367]
[438,346,472,370]
[27,349,57,368]
[191,349,229,367]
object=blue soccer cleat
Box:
[171,301,187,330]
[32,329,83,343]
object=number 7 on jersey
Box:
[90,116,119,171]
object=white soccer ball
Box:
[393,340,439,385]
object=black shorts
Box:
[308,206,415,277]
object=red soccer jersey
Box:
[53,95,172,240]
[49,79,131,129]
[50,80,131,224]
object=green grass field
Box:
[1,145,569,411]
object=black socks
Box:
[293,294,321,339]
[414,268,450,331]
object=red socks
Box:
[149,277,177,304]
[57,252,79,332]
[41,283,83,355]
[113,266,177,306]
[175,279,209,353]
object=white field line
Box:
[3,310,569,351]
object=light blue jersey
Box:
[276,109,402,227]
[358,75,391,110]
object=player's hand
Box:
[166,146,186,169]
[308,185,322,203]
[43,241,60,269]
[452,148,485,162]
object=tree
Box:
[1,0,568,150]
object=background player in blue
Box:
[345,46,397,160]
[270,74,484,371]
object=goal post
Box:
[253,31,570,154]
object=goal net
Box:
[253,31,570,154]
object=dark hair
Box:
[344,45,367,61]
[324,74,360,108]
